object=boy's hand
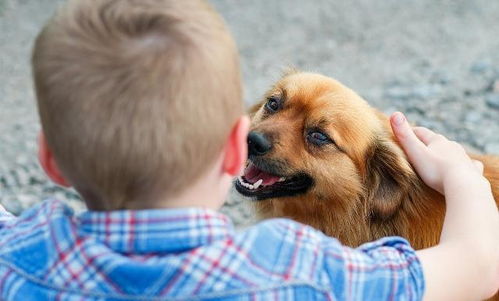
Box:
[391,111,499,301]
[390,112,484,194]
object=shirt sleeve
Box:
[323,236,425,301]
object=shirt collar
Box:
[77,207,234,254]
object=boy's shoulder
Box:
[0,199,74,258]
[241,217,337,253]
[0,202,336,299]
[0,199,73,237]
[231,217,339,284]
[0,199,77,286]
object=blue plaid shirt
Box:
[0,200,424,300]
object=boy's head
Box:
[32,0,247,210]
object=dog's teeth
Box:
[278,177,286,182]
[254,179,263,189]
[240,179,248,188]
[239,177,255,190]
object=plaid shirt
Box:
[0,200,424,300]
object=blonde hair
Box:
[32,0,243,209]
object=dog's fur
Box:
[237,71,499,251]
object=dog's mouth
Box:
[234,161,313,200]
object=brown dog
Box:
[235,71,499,253]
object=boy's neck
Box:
[85,166,231,212]
[149,191,225,211]
[151,163,231,211]
[86,192,225,211]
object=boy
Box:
[0,0,498,300]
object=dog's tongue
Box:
[243,162,281,186]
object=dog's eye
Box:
[307,131,333,146]
[265,96,280,113]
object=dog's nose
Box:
[248,131,272,156]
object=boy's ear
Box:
[364,137,419,220]
[38,132,71,187]
[222,116,250,176]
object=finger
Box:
[412,127,444,146]
[390,112,427,163]
[472,160,484,174]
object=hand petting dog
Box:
[391,111,499,301]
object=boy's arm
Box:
[322,235,425,300]
[391,112,499,301]
[416,174,498,301]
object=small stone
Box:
[16,193,38,209]
[1,173,16,187]
[485,94,499,109]
[14,169,30,186]
[412,85,440,99]
[430,71,451,85]
[384,86,412,100]
[465,111,482,123]
[488,79,499,93]
[470,61,490,74]
[14,155,29,165]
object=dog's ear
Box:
[364,137,419,220]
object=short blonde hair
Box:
[32,0,243,209]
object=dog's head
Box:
[235,72,419,222]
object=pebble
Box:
[488,79,499,93]
[485,94,499,109]
[384,86,412,100]
[470,61,491,74]
[465,111,482,124]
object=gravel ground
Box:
[1,0,499,227]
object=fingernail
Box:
[393,112,405,126]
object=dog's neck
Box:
[255,194,371,246]
[368,185,445,249]
[255,182,446,249]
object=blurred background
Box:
[1,0,498,225]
